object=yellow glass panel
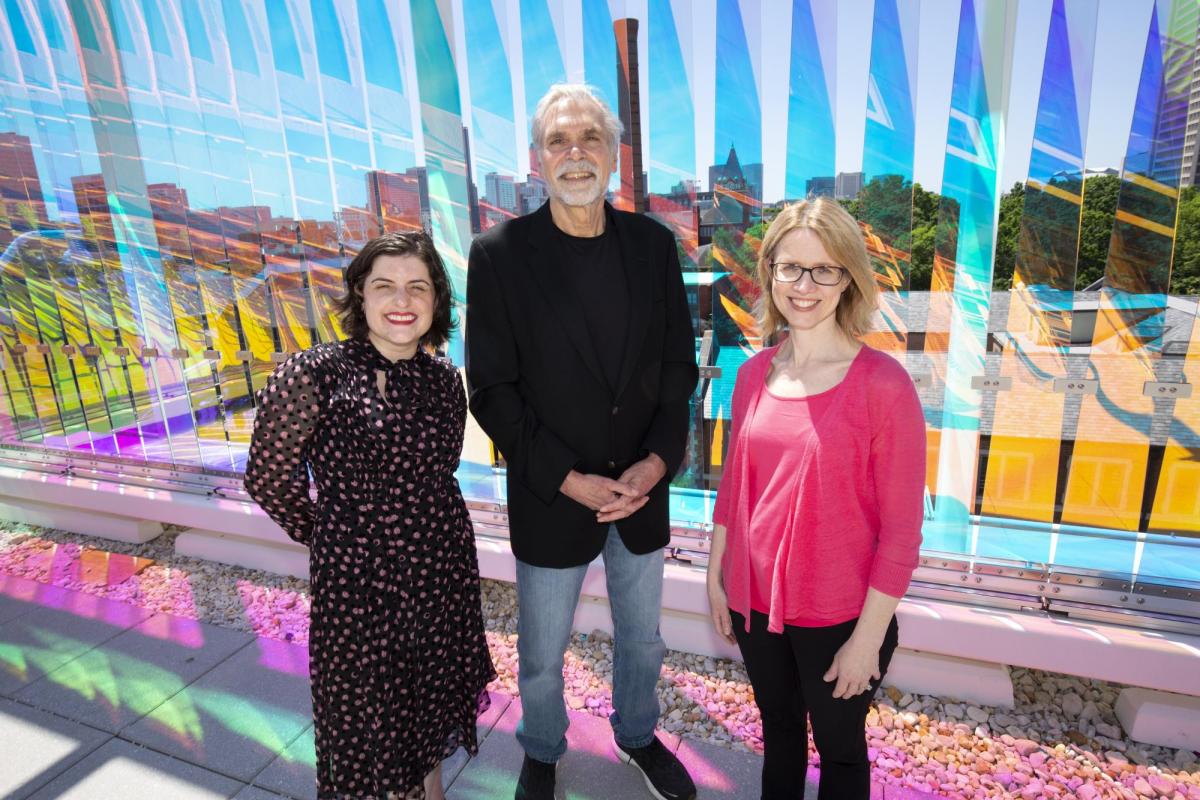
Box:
[1060,439,1148,531]
[981,435,1060,522]
[1150,446,1200,533]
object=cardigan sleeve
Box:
[866,362,926,597]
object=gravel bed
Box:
[1,521,1199,798]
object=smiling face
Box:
[360,253,434,361]
[768,228,851,337]
[538,100,617,210]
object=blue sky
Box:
[910,0,1154,192]
[642,0,1158,198]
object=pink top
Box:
[713,345,925,632]
[746,384,836,622]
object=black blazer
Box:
[465,202,699,568]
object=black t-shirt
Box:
[553,219,630,391]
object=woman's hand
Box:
[706,569,736,644]
[823,635,881,699]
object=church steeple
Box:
[724,143,743,179]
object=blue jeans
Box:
[514,525,667,763]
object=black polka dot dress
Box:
[244,337,495,800]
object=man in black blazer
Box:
[466,84,698,800]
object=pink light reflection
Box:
[48,542,83,585]
[136,613,207,648]
[0,573,40,603]
[254,636,310,678]
[674,739,738,793]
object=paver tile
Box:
[16,613,253,732]
[449,697,683,800]
[673,735,767,799]
[234,784,291,800]
[0,574,43,625]
[0,592,154,696]
[25,737,243,800]
[0,697,112,800]
[121,636,312,782]
[441,690,513,788]
[252,726,316,800]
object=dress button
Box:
[611,406,619,415]
[607,460,616,469]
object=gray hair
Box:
[530,83,623,153]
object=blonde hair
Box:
[755,198,878,339]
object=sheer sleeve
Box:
[243,350,326,546]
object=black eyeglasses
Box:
[770,262,847,285]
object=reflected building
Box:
[368,170,425,233]
[836,171,865,200]
[518,177,549,214]
[1155,0,1200,185]
[463,126,481,235]
[484,173,518,213]
[805,175,836,198]
[707,144,760,199]
[1181,26,1200,187]
[615,18,646,213]
[0,133,48,240]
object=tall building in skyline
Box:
[806,175,835,198]
[1149,1,1199,185]
[518,177,549,214]
[614,18,645,213]
[835,171,865,200]
[1181,32,1200,187]
[462,126,481,234]
[484,172,518,213]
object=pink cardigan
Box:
[713,345,925,633]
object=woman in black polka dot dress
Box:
[244,232,495,800]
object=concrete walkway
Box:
[0,572,940,799]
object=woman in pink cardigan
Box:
[707,198,925,799]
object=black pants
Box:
[731,609,900,800]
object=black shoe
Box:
[515,754,558,800]
[614,736,697,800]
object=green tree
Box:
[1172,186,1200,296]
[909,224,936,290]
[903,182,942,290]
[856,174,915,243]
[1076,174,1120,289]
[912,182,940,229]
[993,183,1025,289]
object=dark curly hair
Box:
[334,231,457,350]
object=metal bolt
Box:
[1137,597,1145,604]
[976,576,982,583]
[1053,587,1060,593]
[1120,595,1128,601]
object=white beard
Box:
[550,160,607,207]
